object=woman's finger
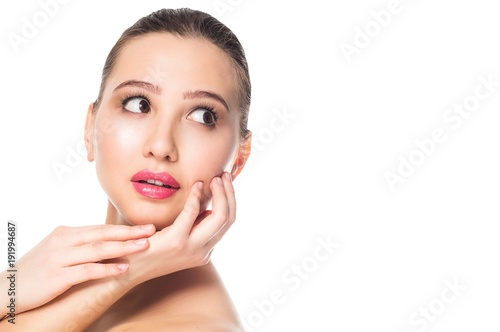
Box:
[169,182,203,238]
[61,262,130,288]
[63,238,150,266]
[204,173,237,248]
[190,176,229,245]
[65,224,156,246]
[222,172,236,226]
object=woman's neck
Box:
[105,201,129,226]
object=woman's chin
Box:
[123,214,177,230]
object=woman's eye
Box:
[123,97,151,113]
[189,108,217,126]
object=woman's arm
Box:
[0,271,139,331]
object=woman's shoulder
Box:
[87,262,241,331]
[145,261,240,317]
[107,316,243,332]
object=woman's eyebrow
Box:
[113,80,162,94]
[183,90,230,113]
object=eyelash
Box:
[121,92,151,112]
[193,103,220,126]
[119,92,220,126]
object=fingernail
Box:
[197,182,203,190]
[117,264,129,271]
[134,238,147,245]
[216,177,223,185]
[225,172,232,182]
[140,224,154,231]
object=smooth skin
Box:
[0,33,251,331]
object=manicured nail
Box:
[134,238,147,245]
[117,264,129,271]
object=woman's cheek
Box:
[98,119,141,158]
[185,150,230,207]
[94,121,140,191]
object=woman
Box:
[0,8,252,331]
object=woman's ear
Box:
[84,103,96,162]
[231,131,252,180]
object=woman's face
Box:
[85,33,245,229]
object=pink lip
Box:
[131,169,180,200]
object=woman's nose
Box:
[142,117,178,162]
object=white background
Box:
[1,0,499,331]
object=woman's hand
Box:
[127,172,236,284]
[4,223,156,315]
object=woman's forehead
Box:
[108,33,239,102]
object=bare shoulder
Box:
[107,316,244,332]
[87,262,242,331]
[145,261,240,319]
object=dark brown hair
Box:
[94,8,251,139]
